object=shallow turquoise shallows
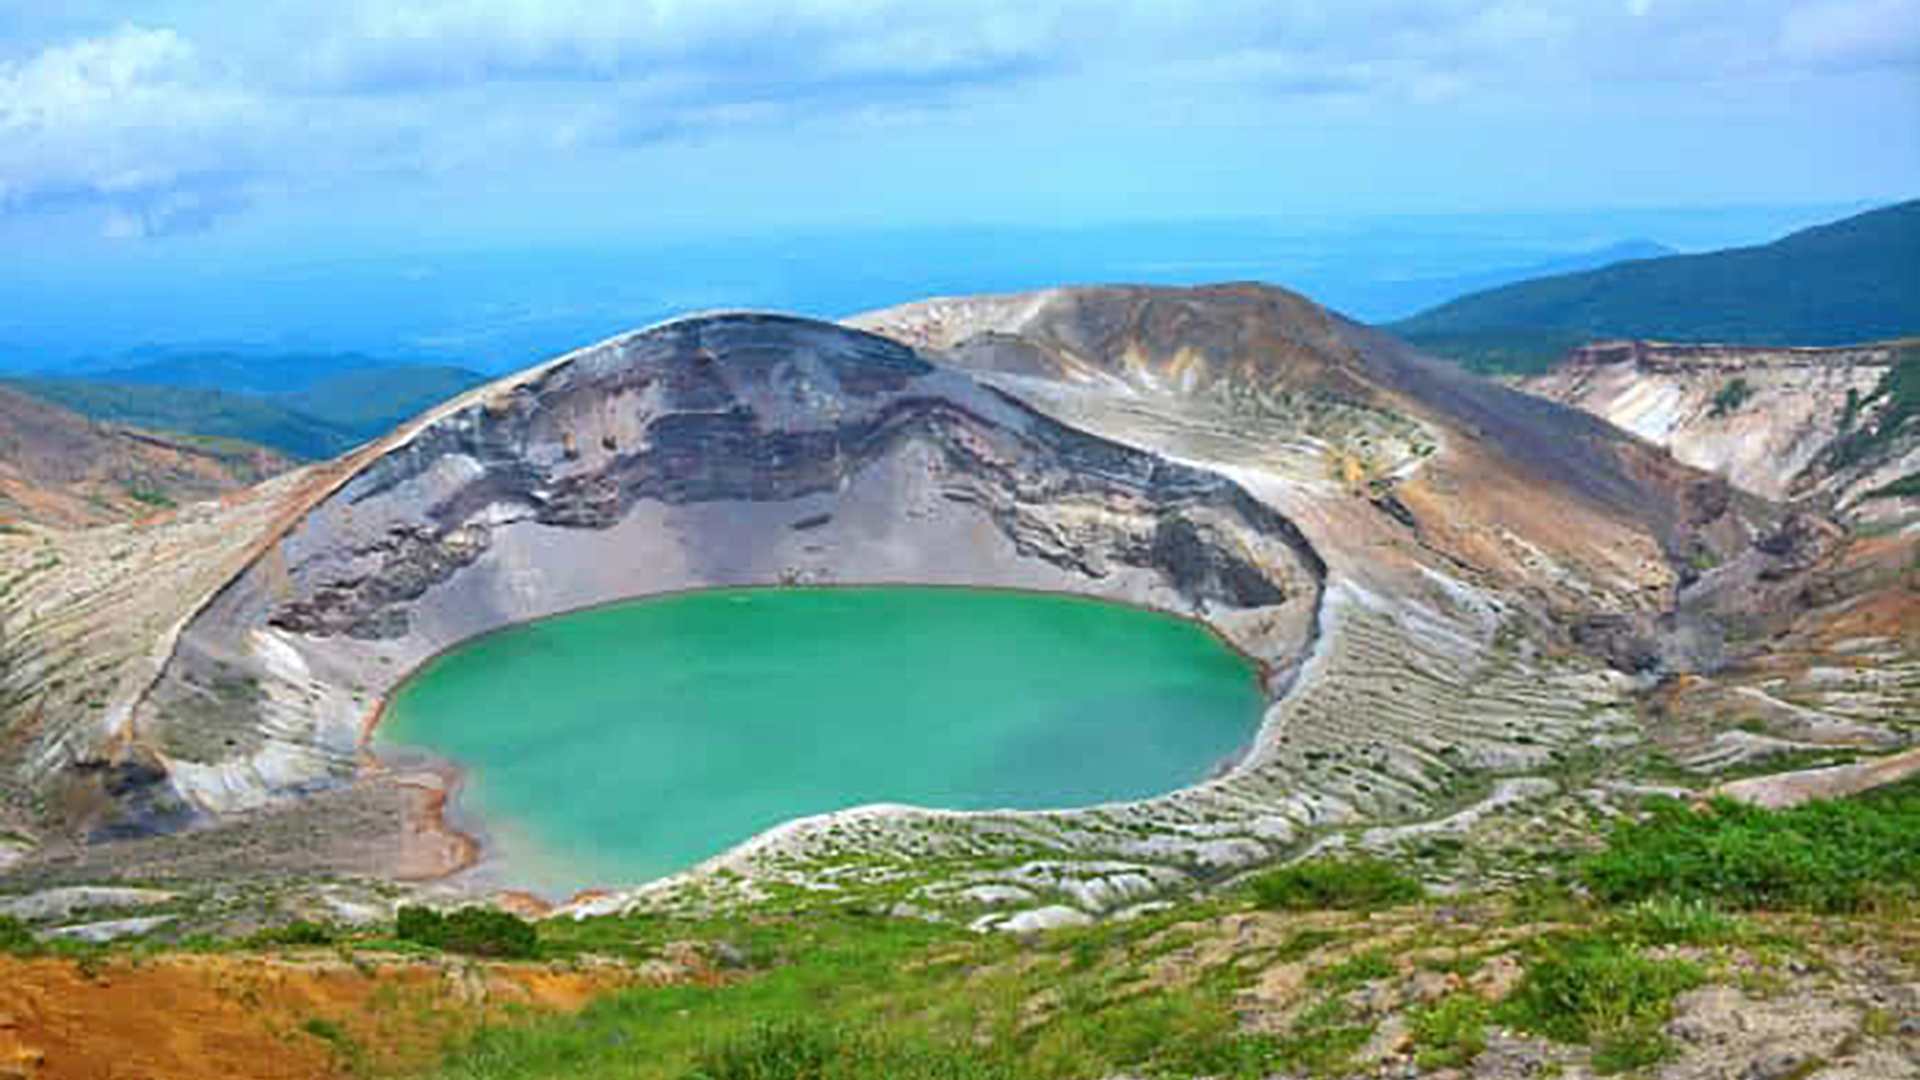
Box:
[379,587,1266,892]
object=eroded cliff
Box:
[1521,339,1914,505]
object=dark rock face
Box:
[1571,609,1727,677]
[71,755,196,841]
[272,525,488,639]
[1572,613,1661,674]
[1146,518,1290,609]
[1754,512,1846,565]
[263,315,1319,640]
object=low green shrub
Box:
[395,905,538,959]
[1606,896,1745,946]
[1410,993,1491,1070]
[1267,998,1375,1077]
[1248,857,1423,912]
[1499,934,1702,1074]
[1708,377,1752,417]
[0,914,36,954]
[303,1016,350,1044]
[1580,780,1920,913]
[124,486,178,509]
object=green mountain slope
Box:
[280,365,483,430]
[2,364,487,461]
[86,351,402,395]
[1392,199,1920,373]
[0,380,359,460]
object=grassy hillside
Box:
[0,379,359,460]
[2,364,487,461]
[1392,199,1920,373]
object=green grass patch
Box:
[1605,896,1746,947]
[1247,857,1423,912]
[420,903,1358,1080]
[1410,993,1491,1070]
[1580,779,1920,913]
[1307,948,1395,991]
[1267,998,1376,1078]
[124,485,177,509]
[1272,927,1343,962]
[0,914,35,953]
[685,1020,1021,1080]
[1499,933,1703,1074]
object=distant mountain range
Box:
[1391,199,1920,373]
[1,352,487,460]
[1324,239,1677,322]
[81,350,420,393]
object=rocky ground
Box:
[0,385,290,531]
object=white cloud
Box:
[0,25,267,235]
[286,0,1062,93]
[1779,0,1920,69]
[0,1,1907,239]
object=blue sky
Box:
[3,0,1915,257]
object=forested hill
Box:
[1391,199,1920,373]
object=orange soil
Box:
[0,951,696,1080]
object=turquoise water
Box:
[379,587,1265,891]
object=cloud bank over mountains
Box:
[2,0,1915,238]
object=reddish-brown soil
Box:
[0,951,700,1080]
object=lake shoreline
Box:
[359,696,485,884]
[356,583,1280,897]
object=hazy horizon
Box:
[4,1,1915,368]
[0,199,1890,373]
